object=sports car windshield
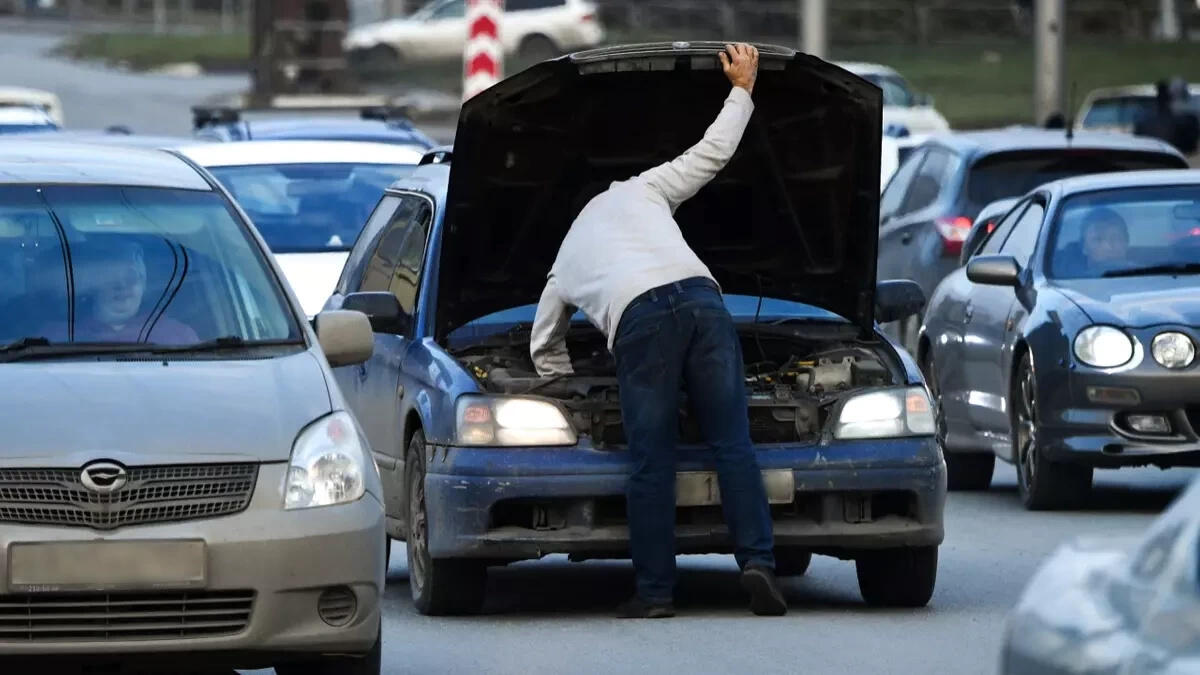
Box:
[1048,185,1200,279]
[0,185,299,350]
[207,162,416,254]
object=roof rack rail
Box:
[419,146,453,165]
[191,106,240,130]
[361,105,413,122]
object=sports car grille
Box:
[0,464,258,529]
[0,590,255,641]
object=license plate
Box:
[676,470,795,507]
[8,540,206,593]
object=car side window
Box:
[998,201,1046,267]
[430,0,465,19]
[980,200,1031,256]
[358,197,424,293]
[388,200,433,319]
[880,148,926,222]
[336,196,399,295]
[901,148,957,215]
[508,0,564,9]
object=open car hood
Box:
[436,42,883,340]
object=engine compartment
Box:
[452,325,898,447]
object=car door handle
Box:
[901,232,914,245]
[963,303,974,323]
[357,364,368,381]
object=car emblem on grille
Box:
[80,461,129,494]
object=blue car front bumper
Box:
[423,437,947,560]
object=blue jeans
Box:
[613,277,775,603]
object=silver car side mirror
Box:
[314,310,374,367]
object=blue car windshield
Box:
[1048,185,1200,279]
[207,163,416,254]
[448,296,846,345]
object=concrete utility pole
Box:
[801,0,828,60]
[1033,0,1065,126]
[1160,0,1181,40]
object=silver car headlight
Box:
[456,395,577,447]
[1151,332,1195,369]
[1074,326,1135,369]
[284,411,367,510]
[834,387,935,440]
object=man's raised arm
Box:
[635,43,760,212]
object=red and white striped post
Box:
[464,0,504,101]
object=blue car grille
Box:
[0,463,258,530]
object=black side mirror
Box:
[342,291,407,334]
[966,255,1021,287]
[876,280,926,324]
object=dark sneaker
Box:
[741,565,788,616]
[616,596,676,619]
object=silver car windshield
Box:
[207,162,416,254]
[0,185,300,347]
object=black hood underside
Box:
[437,42,883,340]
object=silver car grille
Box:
[0,590,255,641]
[0,463,258,529]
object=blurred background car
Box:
[837,61,949,136]
[344,0,604,71]
[880,131,930,191]
[920,170,1200,506]
[1075,82,1200,135]
[192,105,436,148]
[178,140,425,316]
[0,105,59,134]
[0,86,63,125]
[1000,473,1200,674]
[878,128,1188,353]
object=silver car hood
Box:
[0,350,331,467]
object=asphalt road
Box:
[5,28,1197,675]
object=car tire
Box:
[855,546,938,608]
[518,34,560,62]
[275,621,381,675]
[773,548,812,576]
[1011,351,1092,510]
[405,430,487,616]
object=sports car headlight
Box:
[456,396,577,447]
[1074,326,1135,369]
[834,387,935,439]
[1152,332,1195,369]
[284,411,367,510]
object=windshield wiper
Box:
[0,337,160,362]
[148,336,305,354]
[1102,262,1200,278]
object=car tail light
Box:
[935,216,973,257]
[580,12,595,22]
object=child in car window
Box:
[1058,207,1130,277]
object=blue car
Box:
[191,105,436,149]
[325,42,947,615]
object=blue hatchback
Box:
[192,105,435,149]
[325,42,947,615]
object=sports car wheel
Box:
[1012,352,1092,510]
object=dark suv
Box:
[877,128,1187,351]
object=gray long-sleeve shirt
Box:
[529,86,755,376]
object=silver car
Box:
[0,141,385,674]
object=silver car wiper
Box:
[0,337,160,362]
[147,336,305,354]
[1102,262,1200,278]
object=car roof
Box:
[177,140,427,167]
[229,117,433,146]
[1040,168,1200,196]
[0,141,211,190]
[926,127,1181,157]
[833,61,900,78]
[0,106,56,126]
[6,129,198,148]
[1083,83,1200,100]
[385,162,450,202]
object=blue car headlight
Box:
[456,395,577,447]
[1074,326,1136,369]
[834,387,935,439]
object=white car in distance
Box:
[838,62,950,136]
[344,0,604,69]
[178,140,425,316]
